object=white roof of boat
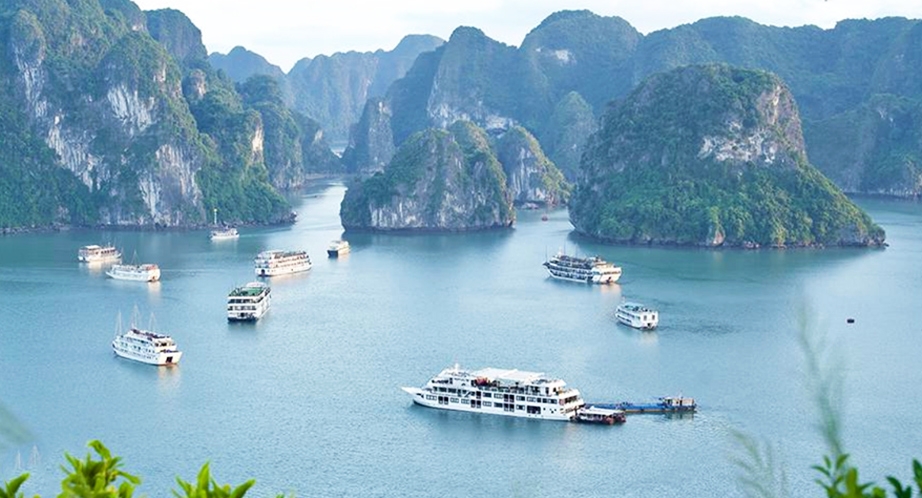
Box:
[471,368,546,383]
[581,406,623,416]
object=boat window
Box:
[482,392,491,398]
[516,396,524,401]
[450,398,459,403]
[526,397,536,402]
[483,401,492,407]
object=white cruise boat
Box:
[543,252,622,284]
[78,245,121,263]
[106,263,161,282]
[616,302,659,330]
[209,227,239,240]
[402,365,622,423]
[112,317,182,366]
[254,250,311,277]
[327,240,350,258]
[227,282,271,321]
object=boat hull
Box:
[106,269,161,282]
[545,268,620,284]
[401,387,574,421]
[112,347,182,366]
[227,308,268,322]
[616,315,658,330]
[255,263,312,277]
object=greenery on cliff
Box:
[346,12,922,197]
[804,93,922,196]
[494,125,569,205]
[340,120,513,230]
[570,64,885,248]
[0,0,351,229]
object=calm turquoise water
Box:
[1,182,920,497]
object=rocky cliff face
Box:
[494,126,568,206]
[539,91,596,180]
[0,0,293,229]
[237,75,342,189]
[804,94,922,196]
[340,121,514,231]
[345,12,922,198]
[5,4,204,226]
[570,64,885,248]
[144,9,207,68]
[341,97,395,174]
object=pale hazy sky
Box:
[131,0,921,72]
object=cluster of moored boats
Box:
[80,234,352,367]
[542,251,660,330]
[78,244,161,282]
[83,224,689,426]
[401,249,688,426]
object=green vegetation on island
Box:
[569,64,885,248]
[344,12,922,197]
[340,120,514,231]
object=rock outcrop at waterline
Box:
[569,64,886,248]
[494,126,569,207]
[340,121,514,231]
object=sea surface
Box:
[1,182,920,497]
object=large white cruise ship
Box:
[227,282,271,321]
[78,245,121,263]
[106,263,161,282]
[112,323,182,366]
[402,365,623,423]
[543,252,622,284]
[254,250,311,277]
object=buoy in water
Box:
[541,214,548,221]
[846,318,855,324]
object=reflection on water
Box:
[157,364,181,393]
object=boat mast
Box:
[213,207,218,226]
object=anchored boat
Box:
[227,281,271,321]
[327,240,350,258]
[616,302,659,330]
[543,252,622,284]
[111,312,182,366]
[106,263,161,282]
[401,365,624,423]
[78,245,121,263]
[254,250,311,277]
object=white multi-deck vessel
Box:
[543,252,622,284]
[616,302,659,330]
[227,282,271,321]
[209,227,239,240]
[106,263,161,282]
[111,316,182,366]
[254,250,311,277]
[78,245,121,263]
[401,365,623,423]
[327,240,350,258]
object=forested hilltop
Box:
[0,0,337,230]
[570,64,885,248]
[345,11,922,197]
